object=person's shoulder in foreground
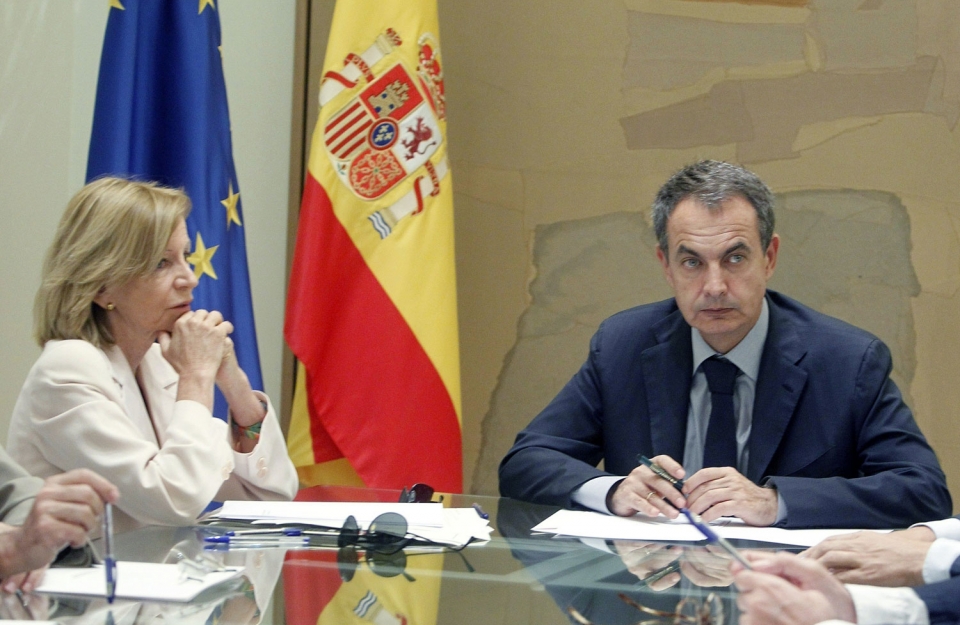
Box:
[498,159,950,529]
[0,445,118,594]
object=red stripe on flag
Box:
[285,174,462,492]
[330,100,362,128]
[331,119,372,156]
[283,551,343,625]
[326,108,368,146]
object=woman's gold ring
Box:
[645,491,656,501]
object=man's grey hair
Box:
[652,160,775,255]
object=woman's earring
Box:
[105,303,115,311]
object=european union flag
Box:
[86,0,262,419]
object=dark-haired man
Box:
[499,160,950,529]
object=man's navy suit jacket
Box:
[916,576,960,625]
[499,291,951,529]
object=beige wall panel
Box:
[623,12,805,90]
[905,197,960,297]
[454,180,528,494]
[912,294,960,496]
[809,0,916,70]
[752,115,960,202]
[918,0,960,108]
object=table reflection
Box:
[495,498,739,625]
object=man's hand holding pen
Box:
[608,455,687,518]
[608,455,779,526]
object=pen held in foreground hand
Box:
[679,508,752,570]
[636,455,685,491]
[103,502,116,603]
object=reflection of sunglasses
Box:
[336,512,416,582]
[335,511,478,583]
[398,482,443,503]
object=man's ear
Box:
[656,246,675,287]
[764,233,780,279]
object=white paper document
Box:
[36,562,242,602]
[213,501,445,529]
[532,509,891,547]
[212,501,492,548]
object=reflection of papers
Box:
[533,510,891,547]
[421,508,494,546]
[36,562,242,602]
[213,501,492,548]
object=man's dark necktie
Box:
[701,356,739,469]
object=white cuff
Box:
[913,517,960,541]
[571,476,624,514]
[922,538,960,583]
[847,584,929,625]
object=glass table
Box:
[13,486,787,625]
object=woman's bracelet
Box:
[232,419,263,440]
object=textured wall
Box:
[442,0,960,509]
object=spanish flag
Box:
[285,0,462,493]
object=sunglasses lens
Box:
[336,544,359,582]
[368,512,408,543]
[339,514,360,548]
[410,483,435,503]
[366,547,407,578]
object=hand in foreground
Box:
[0,469,119,591]
[613,540,683,590]
[802,526,935,587]
[733,552,856,625]
[683,467,778,525]
[608,455,686,518]
[0,587,48,621]
[160,309,233,409]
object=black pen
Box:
[637,455,685,491]
[637,560,681,587]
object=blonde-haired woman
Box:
[8,177,298,533]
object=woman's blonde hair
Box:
[35,177,191,347]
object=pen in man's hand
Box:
[103,503,116,603]
[637,455,685,491]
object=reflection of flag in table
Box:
[283,488,445,625]
[285,0,461,491]
[86,0,262,419]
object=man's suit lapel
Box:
[747,297,808,482]
[641,310,692,461]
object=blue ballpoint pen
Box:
[103,503,116,603]
[204,535,310,546]
[679,508,752,570]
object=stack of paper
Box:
[36,562,242,602]
[212,501,492,548]
[532,510,891,547]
